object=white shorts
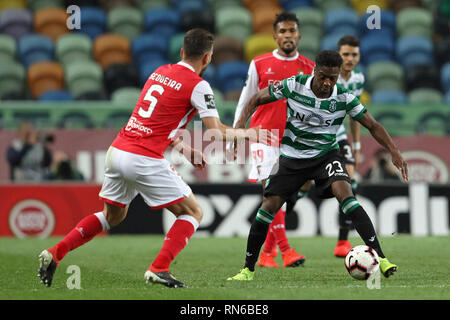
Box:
[248,143,280,183]
[99,147,192,209]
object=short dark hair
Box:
[183,28,214,59]
[273,11,299,31]
[315,50,343,68]
[338,35,360,49]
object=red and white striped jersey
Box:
[112,61,219,158]
[233,49,315,145]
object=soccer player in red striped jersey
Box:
[38,29,276,288]
[232,12,315,268]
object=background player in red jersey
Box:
[232,12,315,268]
[37,29,276,288]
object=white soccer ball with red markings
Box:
[344,245,380,280]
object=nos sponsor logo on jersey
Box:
[295,112,332,127]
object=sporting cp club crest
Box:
[329,100,337,112]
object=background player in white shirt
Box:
[38,29,275,289]
[232,12,315,268]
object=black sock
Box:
[244,208,274,271]
[341,197,385,258]
[338,208,352,241]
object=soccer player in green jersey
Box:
[227,50,407,281]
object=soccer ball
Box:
[344,245,380,280]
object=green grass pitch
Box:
[0,235,449,300]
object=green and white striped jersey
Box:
[268,74,366,159]
[336,69,365,142]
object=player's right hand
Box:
[391,150,408,181]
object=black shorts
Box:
[264,149,351,200]
[338,139,355,165]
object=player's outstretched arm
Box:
[349,117,361,167]
[170,138,206,169]
[358,111,408,181]
[234,87,275,129]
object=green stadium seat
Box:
[26,0,63,11]
[315,0,350,11]
[65,60,103,99]
[396,8,433,38]
[209,0,243,11]
[111,87,141,104]
[298,33,320,61]
[56,33,92,68]
[168,33,185,63]
[244,34,277,62]
[292,7,323,39]
[366,61,404,92]
[136,0,169,11]
[439,0,450,19]
[107,6,143,41]
[0,34,17,62]
[407,88,444,104]
[216,6,252,43]
[0,62,26,99]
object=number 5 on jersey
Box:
[139,84,164,118]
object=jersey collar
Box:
[273,49,299,61]
[305,75,338,98]
[177,61,196,72]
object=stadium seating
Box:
[441,63,450,93]
[324,7,359,37]
[315,0,350,11]
[405,64,440,92]
[360,31,395,65]
[39,89,73,101]
[98,0,135,11]
[396,7,433,38]
[435,37,450,67]
[244,34,277,62]
[370,89,407,104]
[93,34,132,69]
[103,63,139,96]
[0,34,17,62]
[27,61,65,98]
[168,33,185,63]
[144,8,179,39]
[0,0,25,11]
[298,33,320,61]
[359,10,395,37]
[446,91,450,104]
[63,0,99,7]
[107,6,143,41]
[243,0,279,13]
[56,33,93,68]
[76,7,106,40]
[34,8,69,41]
[280,0,314,11]
[0,62,26,99]
[351,0,388,14]
[65,60,104,99]
[215,6,252,43]
[366,61,404,92]
[388,0,422,13]
[396,36,434,69]
[111,87,141,104]
[292,7,323,39]
[408,88,444,104]
[0,8,33,40]
[18,34,54,68]
[321,32,344,51]
[27,0,64,11]
[139,58,169,85]
[136,0,169,12]
[132,33,169,67]
[252,6,283,34]
[216,61,249,94]
[211,36,244,65]
[173,0,208,14]
[180,8,215,33]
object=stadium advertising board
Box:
[0,183,448,238]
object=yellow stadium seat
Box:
[351,0,388,15]
[94,34,132,69]
[244,33,277,62]
[34,8,69,41]
[0,0,25,11]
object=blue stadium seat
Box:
[132,33,169,68]
[215,61,249,94]
[18,34,54,68]
[396,36,434,69]
[321,33,343,51]
[202,63,216,89]
[139,58,169,85]
[324,8,359,36]
[441,62,450,92]
[370,89,407,104]
[77,7,106,40]
[280,0,314,10]
[359,10,395,37]
[445,91,450,104]
[360,32,395,65]
[170,0,207,14]
[144,8,179,39]
[39,89,73,101]
[0,8,32,40]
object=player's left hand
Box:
[190,148,207,169]
[391,150,408,181]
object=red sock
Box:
[272,208,290,254]
[50,213,108,262]
[150,215,198,272]
[262,227,276,254]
